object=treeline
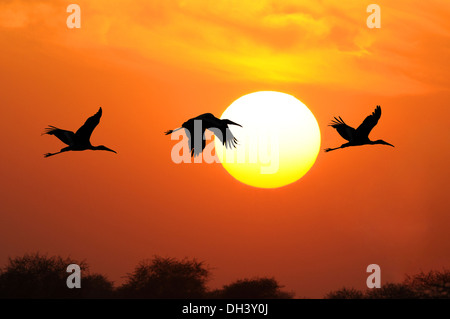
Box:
[325,269,450,299]
[0,253,293,299]
[0,253,448,298]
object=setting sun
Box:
[215,91,321,188]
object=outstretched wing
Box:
[182,119,207,157]
[355,105,381,138]
[329,117,356,142]
[209,127,238,149]
[75,107,102,141]
[198,116,239,149]
[42,126,75,145]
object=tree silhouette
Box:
[0,253,113,298]
[79,273,115,298]
[404,269,450,299]
[364,283,418,299]
[1,252,448,299]
[324,287,364,299]
[211,277,294,299]
[324,269,450,299]
[117,256,210,298]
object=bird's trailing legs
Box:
[44,147,70,158]
[324,144,349,152]
[165,127,183,135]
[324,147,339,152]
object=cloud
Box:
[2,0,449,94]
[0,0,58,28]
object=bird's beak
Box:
[227,120,242,127]
[106,147,117,153]
[386,142,394,147]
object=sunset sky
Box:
[0,0,449,298]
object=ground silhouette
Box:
[325,269,450,299]
[209,277,294,299]
[117,256,210,298]
[0,253,113,298]
[0,253,448,299]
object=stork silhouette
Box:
[165,113,242,157]
[325,105,394,152]
[42,107,117,158]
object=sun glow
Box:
[215,91,321,188]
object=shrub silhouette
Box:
[364,283,418,299]
[212,277,294,299]
[0,253,113,298]
[117,256,210,298]
[1,252,448,299]
[324,269,450,299]
[324,287,364,299]
[403,270,450,299]
[78,273,115,298]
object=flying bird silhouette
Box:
[42,107,117,158]
[165,113,242,157]
[325,105,394,152]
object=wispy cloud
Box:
[0,1,58,28]
[2,0,449,94]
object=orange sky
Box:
[0,0,449,298]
